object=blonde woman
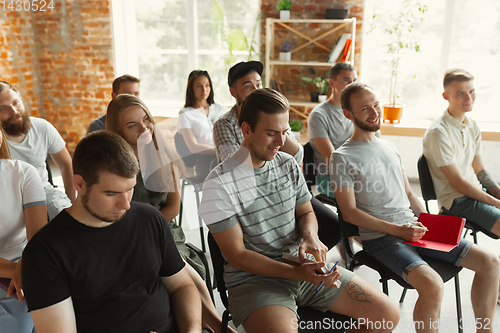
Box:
[106,94,235,333]
[0,126,47,332]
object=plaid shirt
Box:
[213,105,304,164]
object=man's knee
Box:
[407,265,444,299]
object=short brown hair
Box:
[443,69,474,89]
[330,62,357,80]
[112,75,140,95]
[73,131,139,188]
[238,88,289,131]
[0,81,19,95]
[0,126,11,159]
[341,82,371,111]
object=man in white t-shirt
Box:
[0,81,74,220]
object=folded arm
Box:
[440,160,500,209]
[180,128,215,155]
[473,155,500,200]
[50,148,75,202]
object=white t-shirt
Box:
[176,103,227,146]
[7,117,66,188]
[0,159,46,260]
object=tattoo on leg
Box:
[346,281,372,303]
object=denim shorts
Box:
[362,234,472,283]
[440,196,500,232]
[227,265,355,327]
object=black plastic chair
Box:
[302,142,338,207]
[185,242,214,303]
[337,210,464,333]
[208,232,355,333]
[174,132,217,252]
[417,154,499,244]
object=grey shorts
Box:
[363,234,472,283]
[440,196,500,232]
[226,265,355,327]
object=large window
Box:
[112,0,261,116]
[361,0,500,123]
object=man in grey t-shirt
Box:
[200,88,399,332]
[331,82,499,332]
[307,63,356,198]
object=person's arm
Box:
[30,297,78,333]
[473,155,500,200]
[440,162,500,209]
[334,186,425,242]
[50,148,76,202]
[213,119,241,162]
[281,133,300,157]
[179,128,215,155]
[403,171,426,217]
[295,201,329,263]
[8,204,47,301]
[212,222,338,287]
[312,137,335,167]
[161,267,202,333]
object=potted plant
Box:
[300,67,330,102]
[279,40,292,62]
[277,0,292,20]
[370,0,427,123]
[289,118,303,140]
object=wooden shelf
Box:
[265,17,356,121]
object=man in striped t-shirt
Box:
[199,88,398,332]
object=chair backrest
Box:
[207,232,230,308]
[302,142,316,191]
[417,155,437,213]
[174,132,197,168]
[45,157,54,186]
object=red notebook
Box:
[404,213,465,252]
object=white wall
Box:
[381,135,500,182]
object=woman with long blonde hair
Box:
[106,94,235,333]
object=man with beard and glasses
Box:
[21,131,203,333]
[330,82,500,333]
[0,81,74,220]
[212,61,342,251]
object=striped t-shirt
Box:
[199,151,312,287]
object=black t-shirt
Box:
[22,201,185,333]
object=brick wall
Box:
[0,0,114,152]
[260,0,364,103]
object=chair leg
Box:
[399,288,408,303]
[454,274,463,333]
[194,186,206,252]
[381,278,389,296]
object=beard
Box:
[81,190,125,224]
[2,113,32,136]
[353,114,380,132]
